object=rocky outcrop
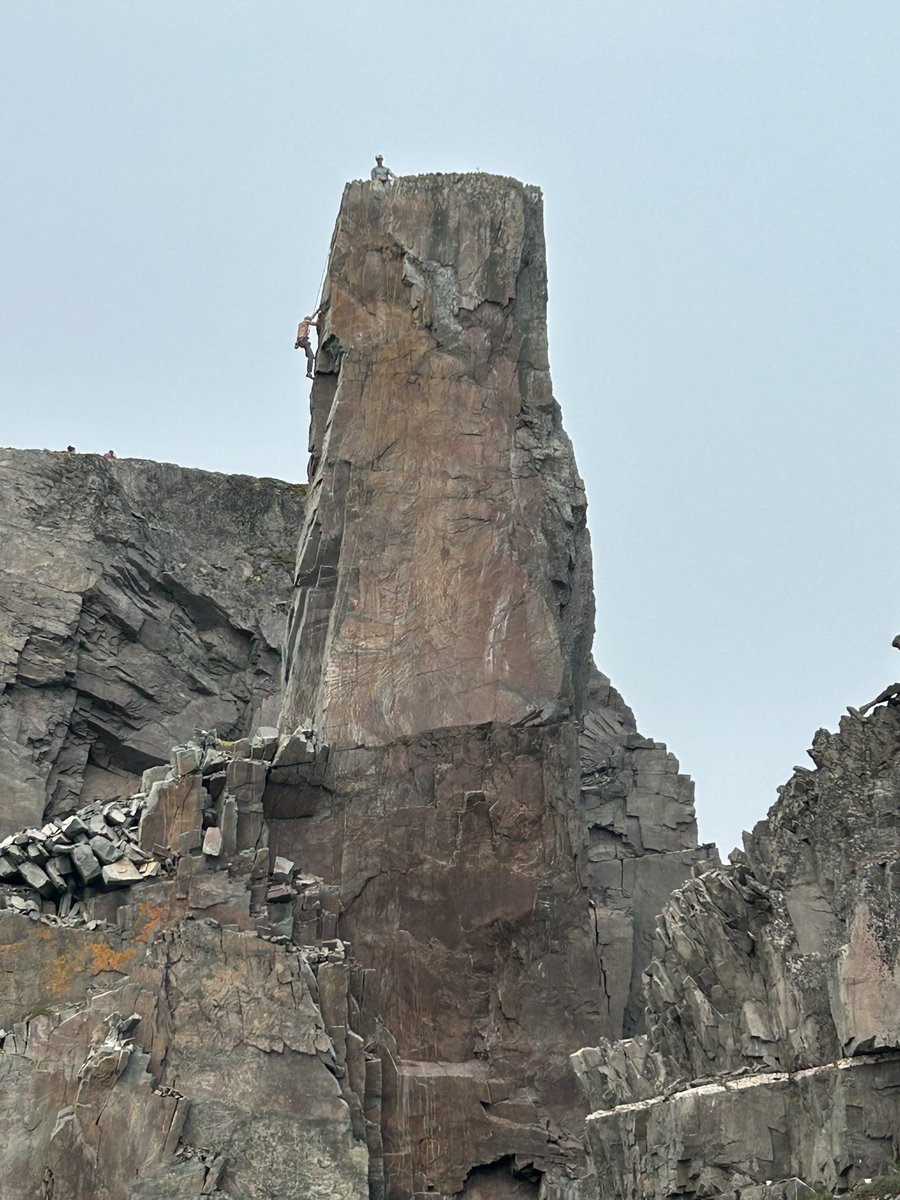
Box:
[0,174,713,1200]
[275,173,711,1199]
[282,174,593,744]
[0,449,304,835]
[574,701,900,1199]
[0,729,369,1200]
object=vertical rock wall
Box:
[0,450,304,835]
[573,704,900,1200]
[282,175,592,745]
[0,174,713,1200]
[276,174,710,1199]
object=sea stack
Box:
[273,173,707,1198]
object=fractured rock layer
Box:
[277,173,709,1198]
[574,703,900,1199]
[0,731,368,1200]
[0,449,304,835]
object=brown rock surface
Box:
[0,174,712,1200]
[0,738,369,1200]
[281,174,593,746]
[0,449,304,835]
[276,173,709,1198]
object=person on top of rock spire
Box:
[849,633,900,717]
[370,154,395,186]
[294,311,320,379]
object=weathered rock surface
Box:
[282,174,592,745]
[0,731,369,1200]
[0,175,713,1200]
[0,449,304,835]
[276,173,710,1198]
[574,701,900,1200]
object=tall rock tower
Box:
[281,174,592,743]
[275,174,710,1199]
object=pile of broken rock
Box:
[0,725,330,941]
[0,797,158,920]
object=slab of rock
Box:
[18,862,56,897]
[101,859,143,887]
[0,449,305,835]
[70,843,102,885]
[88,834,120,865]
[201,826,222,857]
[574,702,900,1199]
[274,173,707,1199]
[272,855,294,882]
[139,775,204,856]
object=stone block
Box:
[139,775,203,854]
[172,745,202,776]
[176,829,202,856]
[88,811,109,836]
[19,862,56,897]
[272,855,294,882]
[101,860,144,887]
[89,835,121,865]
[141,764,171,792]
[202,827,222,857]
[273,732,316,768]
[59,815,88,839]
[226,759,267,807]
[70,843,102,884]
[220,796,237,856]
[44,861,68,893]
[0,856,20,882]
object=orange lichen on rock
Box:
[132,900,168,942]
[36,927,140,1000]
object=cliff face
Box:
[0,736,369,1200]
[282,174,592,744]
[0,175,711,1200]
[0,450,304,835]
[274,174,709,1199]
[574,703,900,1200]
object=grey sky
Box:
[3,1,898,854]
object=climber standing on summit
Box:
[849,633,900,717]
[371,154,395,186]
[294,310,320,379]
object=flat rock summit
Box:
[0,173,897,1200]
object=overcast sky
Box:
[3,1,898,854]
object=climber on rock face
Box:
[294,311,320,379]
[849,634,900,717]
[370,154,395,186]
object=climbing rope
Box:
[312,251,328,313]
